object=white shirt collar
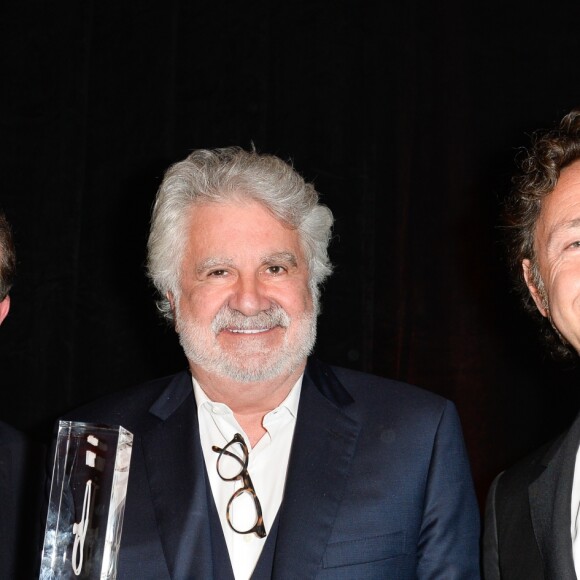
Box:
[191,373,303,420]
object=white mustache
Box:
[211,305,291,334]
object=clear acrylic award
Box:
[40,421,133,579]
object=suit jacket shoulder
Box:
[484,416,580,580]
[495,437,560,500]
[60,370,204,580]
[324,363,454,437]
[299,360,480,579]
[326,363,448,410]
[63,371,191,431]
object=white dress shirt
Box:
[193,376,302,580]
[572,444,580,576]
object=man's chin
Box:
[212,353,302,383]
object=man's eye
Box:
[266,265,286,275]
[209,269,228,277]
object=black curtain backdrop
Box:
[2,0,580,505]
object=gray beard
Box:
[175,303,317,382]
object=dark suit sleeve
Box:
[482,473,502,580]
[0,423,45,579]
[417,400,481,579]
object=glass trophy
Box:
[40,421,133,579]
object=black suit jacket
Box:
[484,411,580,579]
[0,421,44,579]
[61,359,480,579]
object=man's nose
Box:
[228,274,271,315]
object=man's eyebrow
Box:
[261,252,298,267]
[196,257,234,274]
[547,217,580,247]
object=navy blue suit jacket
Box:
[64,359,480,579]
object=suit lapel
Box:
[529,411,580,579]
[272,359,361,579]
[141,371,215,579]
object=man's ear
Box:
[522,259,548,317]
[0,295,10,325]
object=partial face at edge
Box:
[523,159,580,353]
[0,245,9,325]
[171,199,316,382]
[0,295,9,325]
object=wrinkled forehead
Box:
[181,200,304,258]
[535,161,580,249]
[185,198,305,245]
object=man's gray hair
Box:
[0,211,15,301]
[147,147,334,322]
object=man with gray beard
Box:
[64,147,480,579]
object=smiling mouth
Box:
[212,305,290,336]
[228,328,272,334]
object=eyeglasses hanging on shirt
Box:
[212,433,267,538]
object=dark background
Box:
[2,0,580,505]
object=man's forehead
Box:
[538,167,580,242]
[183,200,299,241]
